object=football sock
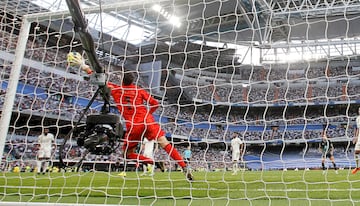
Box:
[233,163,238,173]
[37,161,42,173]
[142,164,147,174]
[332,162,337,170]
[43,161,49,173]
[163,144,186,168]
[322,162,325,170]
[355,154,359,168]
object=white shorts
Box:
[38,149,52,159]
[355,143,360,151]
[232,151,240,162]
[143,152,153,159]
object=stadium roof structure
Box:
[3,0,360,46]
[123,0,360,47]
[3,0,360,65]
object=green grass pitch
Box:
[0,170,359,206]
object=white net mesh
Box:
[1,0,360,205]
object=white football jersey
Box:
[38,133,54,150]
[231,137,243,152]
[356,116,360,141]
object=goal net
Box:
[0,0,360,205]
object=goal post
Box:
[0,17,30,160]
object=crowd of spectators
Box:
[1,29,360,172]
[4,132,355,172]
[184,78,360,104]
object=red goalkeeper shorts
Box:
[122,121,165,152]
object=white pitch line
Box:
[1,185,360,192]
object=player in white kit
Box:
[37,128,55,174]
[352,107,360,174]
[231,133,244,175]
[141,137,157,176]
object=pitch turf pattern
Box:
[0,170,359,206]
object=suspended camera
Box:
[76,113,124,155]
[59,0,124,169]
[74,74,124,155]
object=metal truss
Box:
[250,0,360,45]
[261,38,360,63]
[266,0,360,20]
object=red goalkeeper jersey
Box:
[107,82,159,123]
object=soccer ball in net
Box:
[67,51,83,67]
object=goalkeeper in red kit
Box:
[71,55,193,180]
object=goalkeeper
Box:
[319,132,338,174]
[67,52,193,181]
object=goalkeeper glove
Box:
[67,52,93,74]
[67,52,84,67]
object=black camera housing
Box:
[77,113,124,155]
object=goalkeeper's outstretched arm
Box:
[67,52,93,75]
[65,0,104,74]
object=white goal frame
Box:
[0,0,169,165]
